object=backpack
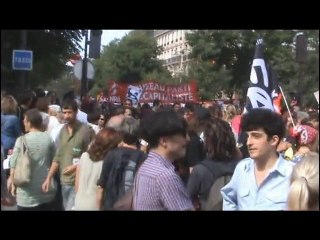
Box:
[111,149,146,210]
[199,161,232,211]
[205,175,231,210]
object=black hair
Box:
[240,108,285,140]
[153,99,161,107]
[139,110,187,148]
[204,117,237,161]
[184,102,195,112]
[18,90,35,106]
[62,99,78,112]
[109,106,125,117]
[87,111,101,123]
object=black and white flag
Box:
[244,39,278,113]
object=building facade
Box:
[153,30,192,80]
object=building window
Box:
[171,40,173,43]
[176,39,178,42]
[180,37,182,40]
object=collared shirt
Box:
[133,151,193,211]
[221,155,294,210]
[54,120,91,185]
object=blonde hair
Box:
[1,95,18,115]
[223,104,237,122]
[288,152,319,211]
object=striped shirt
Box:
[133,151,193,211]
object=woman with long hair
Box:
[1,95,21,158]
[74,128,121,210]
[187,117,241,210]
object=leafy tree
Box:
[93,30,172,89]
[1,30,83,93]
[185,30,319,106]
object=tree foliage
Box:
[186,30,319,105]
[93,30,172,90]
[1,30,83,92]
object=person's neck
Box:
[151,148,175,163]
[254,152,279,172]
[66,120,77,133]
[28,127,41,133]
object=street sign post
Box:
[12,50,33,70]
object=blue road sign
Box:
[12,50,33,70]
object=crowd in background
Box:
[1,88,319,211]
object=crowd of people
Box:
[1,88,319,211]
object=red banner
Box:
[108,80,198,104]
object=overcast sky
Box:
[79,30,131,57]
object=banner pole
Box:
[279,85,295,128]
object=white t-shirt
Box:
[77,110,88,124]
[47,116,61,135]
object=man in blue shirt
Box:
[221,108,294,210]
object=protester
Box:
[221,108,294,210]
[133,111,194,210]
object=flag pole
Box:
[278,85,295,128]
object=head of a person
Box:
[240,108,285,160]
[87,112,101,124]
[124,106,133,118]
[48,104,61,117]
[223,104,237,122]
[141,103,151,110]
[287,152,319,211]
[35,97,49,113]
[153,99,162,110]
[173,102,181,112]
[123,98,133,108]
[106,106,125,131]
[119,116,140,145]
[18,90,36,108]
[98,113,108,128]
[207,105,223,119]
[1,95,18,115]
[194,107,210,127]
[296,111,309,125]
[140,110,187,161]
[308,111,319,130]
[204,117,237,162]
[183,102,196,122]
[23,108,43,132]
[295,125,319,152]
[293,105,300,113]
[61,99,78,124]
[87,127,122,162]
[48,91,57,102]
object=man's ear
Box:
[159,136,168,148]
[271,135,280,147]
